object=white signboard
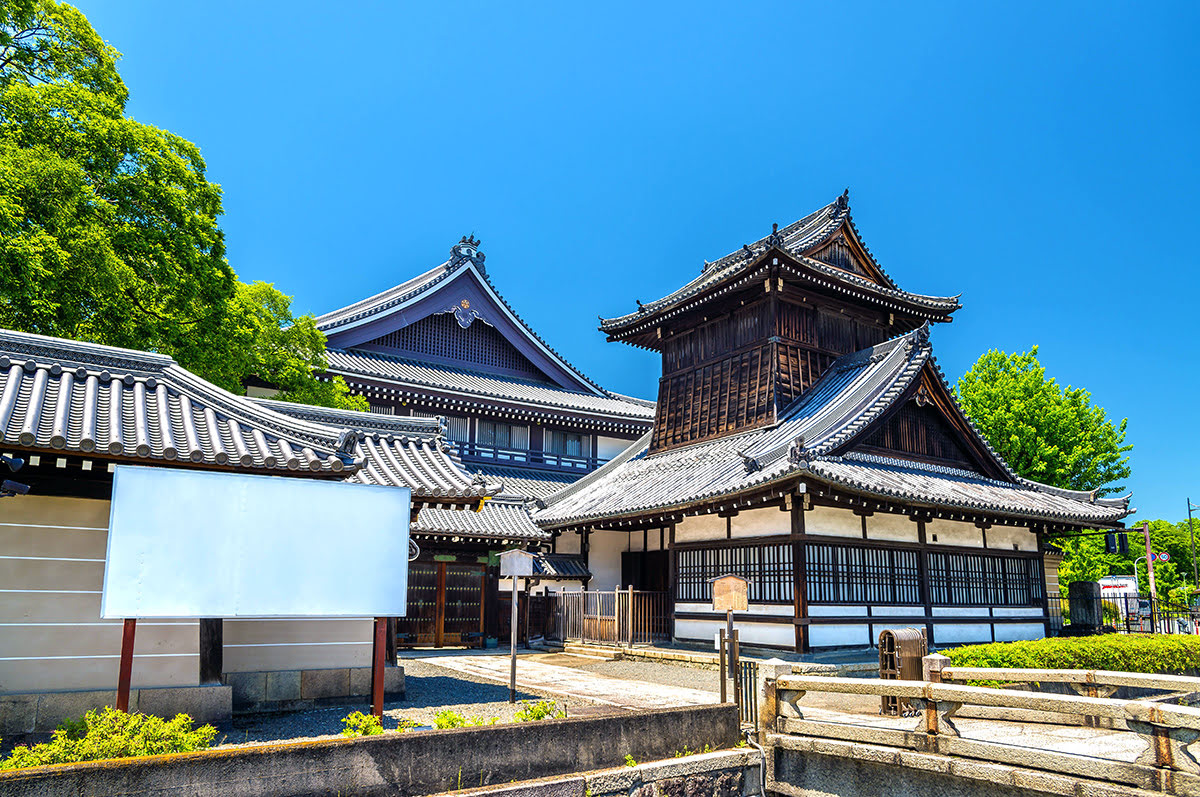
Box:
[102,465,411,618]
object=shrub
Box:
[943,634,1200,675]
[432,709,498,729]
[513,700,566,722]
[341,711,384,737]
[624,753,638,767]
[0,708,216,770]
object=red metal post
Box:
[117,618,136,712]
[371,617,386,718]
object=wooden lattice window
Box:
[805,543,921,605]
[546,430,586,457]
[926,552,1041,607]
[675,543,793,604]
[478,420,529,450]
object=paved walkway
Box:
[418,653,718,711]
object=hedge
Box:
[943,634,1200,674]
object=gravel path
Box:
[216,659,586,748]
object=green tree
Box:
[955,347,1131,496]
[0,1,365,411]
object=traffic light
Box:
[1105,532,1117,555]
[1118,532,1129,556]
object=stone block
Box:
[1011,769,1076,796]
[0,694,38,735]
[35,689,119,732]
[265,670,301,702]
[452,776,587,797]
[896,749,950,774]
[136,685,232,725]
[225,671,267,707]
[349,667,371,698]
[385,665,405,696]
[300,668,350,700]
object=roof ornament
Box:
[636,299,645,310]
[742,244,754,259]
[913,383,933,407]
[834,188,849,212]
[766,222,786,248]
[334,429,359,463]
[788,436,807,466]
[737,448,760,473]
[449,235,487,275]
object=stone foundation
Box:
[0,684,232,735]
[224,665,404,714]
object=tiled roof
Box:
[533,553,590,580]
[599,192,961,336]
[0,330,359,475]
[469,464,578,501]
[250,398,447,438]
[413,500,550,542]
[325,348,655,423]
[535,327,1130,528]
[0,329,500,504]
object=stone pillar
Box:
[922,653,949,683]
[1068,581,1102,633]
[755,658,796,736]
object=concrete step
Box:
[561,642,622,661]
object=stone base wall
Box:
[0,684,231,735]
[224,665,404,714]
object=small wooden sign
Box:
[710,574,749,612]
[499,549,535,577]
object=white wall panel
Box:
[986,526,1038,552]
[675,513,726,542]
[933,624,991,644]
[805,506,861,538]
[732,507,788,539]
[808,624,870,648]
[927,519,984,548]
[866,512,918,543]
[994,623,1045,642]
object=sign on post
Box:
[499,550,536,703]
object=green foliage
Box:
[1052,518,1200,602]
[955,347,1131,497]
[395,717,420,732]
[340,711,383,738]
[0,707,216,769]
[513,699,566,722]
[624,753,638,767]
[0,2,365,412]
[944,634,1200,675]
[432,709,498,729]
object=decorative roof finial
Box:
[737,449,760,473]
[334,429,359,463]
[766,222,785,248]
[636,299,645,310]
[788,436,807,466]
[834,188,849,212]
[449,234,486,274]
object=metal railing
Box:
[1049,593,1200,636]
[550,589,670,646]
[454,442,606,473]
[739,659,759,729]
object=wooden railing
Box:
[551,589,670,647]
[454,442,605,473]
[759,662,1200,791]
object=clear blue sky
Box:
[81,2,1197,524]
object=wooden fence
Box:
[549,589,670,647]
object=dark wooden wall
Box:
[858,402,977,468]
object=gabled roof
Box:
[0,329,500,505]
[599,192,961,342]
[534,327,1131,529]
[324,348,655,427]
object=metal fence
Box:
[1049,594,1200,636]
[738,659,758,729]
[550,589,670,646]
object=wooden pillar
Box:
[435,561,447,648]
[370,617,386,717]
[791,497,808,653]
[582,529,591,590]
[199,619,223,685]
[916,517,934,645]
[117,618,136,712]
[667,523,677,640]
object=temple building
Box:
[304,237,655,643]
[534,192,1132,651]
[0,328,501,732]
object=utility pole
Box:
[1143,521,1157,598]
[1189,499,1199,587]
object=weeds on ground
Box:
[624,753,638,767]
[341,711,384,737]
[0,708,216,770]
[513,699,566,722]
[433,709,499,729]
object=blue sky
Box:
[81,2,1197,523]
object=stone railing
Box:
[757,660,1200,795]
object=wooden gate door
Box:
[397,561,439,645]
[441,563,486,647]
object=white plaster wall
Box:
[808,624,870,648]
[870,606,926,617]
[675,513,727,543]
[804,506,862,538]
[675,602,793,617]
[597,435,636,461]
[626,529,666,552]
[731,506,789,539]
[588,529,629,590]
[994,623,1045,642]
[675,619,795,649]
[986,526,1038,552]
[991,607,1044,617]
[933,624,991,644]
[933,607,989,617]
[927,519,984,548]
[555,531,582,555]
[806,605,867,617]
[866,512,918,543]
